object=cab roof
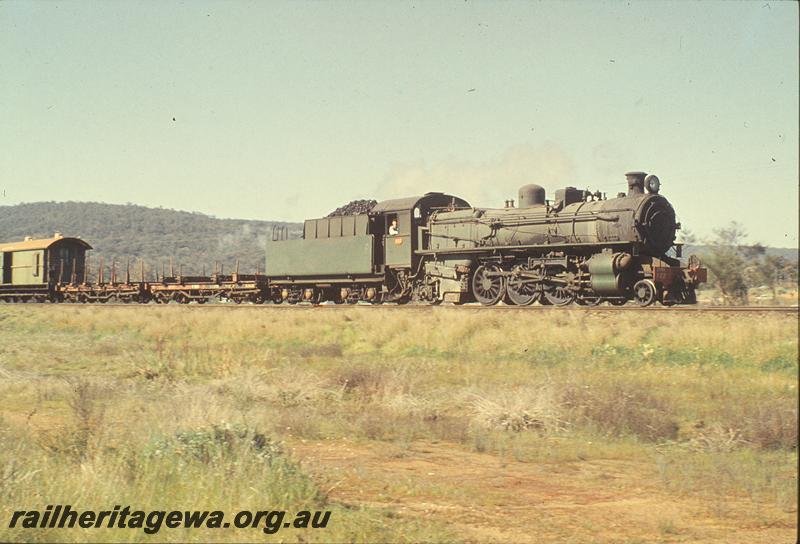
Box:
[0,236,92,252]
[370,192,470,214]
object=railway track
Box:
[6,302,797,313]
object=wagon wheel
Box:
[633,279,658,307]
[543,284,575,306]
[471,264,505,306]
[505,272,539,306]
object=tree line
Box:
[1,202,795,304]
[683,223,798,305]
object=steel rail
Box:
[6,303,796,313]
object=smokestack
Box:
[625,171,646,196]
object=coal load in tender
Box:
[327,199,377,217]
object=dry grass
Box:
[0,305,796,542]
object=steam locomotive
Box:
[266,171,705,306]
[0,172,705,306]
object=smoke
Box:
[591,143,629,180]
[376,142,576,207]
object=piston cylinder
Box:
[586,253,632,295]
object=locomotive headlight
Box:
[644,174,660,194]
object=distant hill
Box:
[684,245,798,262]
[1,202,796,281]
[0,202,301,277]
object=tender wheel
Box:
[316,288,332,304]
[633,279,658,307]
[471,265,505,306]
[543,285,575,306]
[506,273,539,306]
[346,288,361,304]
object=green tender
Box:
[266,235,374,277]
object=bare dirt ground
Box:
[288,438,796,543]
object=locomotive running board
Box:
[415,240,634,256]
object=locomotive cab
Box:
[369,193,470,271]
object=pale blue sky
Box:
[1,1,797,246]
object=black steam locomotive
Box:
[266,171,706,306]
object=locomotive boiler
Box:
[419,171,702,306]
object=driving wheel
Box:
[506,271,539,306]
[472,264,505,306]
[543,285,575,306]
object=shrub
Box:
[562,381,679,442]
[470,387,565,434]
[146,424,281,464]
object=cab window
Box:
[397,214,410,235]
[387,214,399,236]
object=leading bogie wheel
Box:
[633,279,658,307]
